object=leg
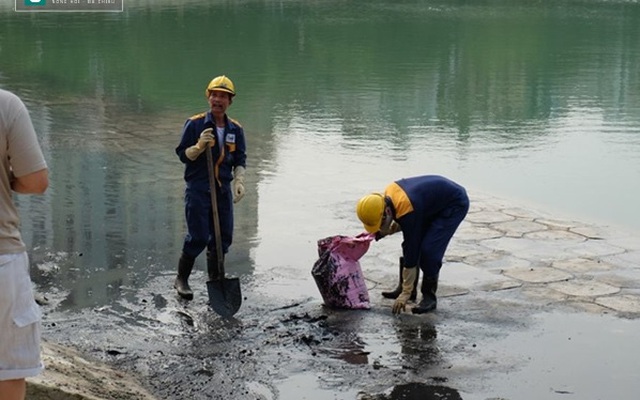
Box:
[0,253,43,398]
[381,256,420,301]
[174,253,196,300]
[175,190,209,299]
[0,379,26,400]
[413,198,469,314]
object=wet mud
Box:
[36,272,543,400]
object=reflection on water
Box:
[365,383,463,400]
[0,0,639,311]
[396,320,439,363]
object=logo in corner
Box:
[24,0,46,6]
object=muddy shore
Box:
[29,192,640,399]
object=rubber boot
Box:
[412,274,438,314]
[174,253,195,300]
[206,251,221,282]
[381,257,419,302]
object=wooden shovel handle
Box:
[205,146,225,276]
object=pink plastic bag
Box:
[311,233,374,309]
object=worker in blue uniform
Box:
[174,75,247,300]
[356,175,469,314]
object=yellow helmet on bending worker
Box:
[356,193,385,233]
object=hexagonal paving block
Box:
[549,279,620,297]
[503,267,572,283]
[521,286,568,302]
[492,220,548,237]
[567,240,626,258]
[552,258,614,273]
[591,271,640,289]
[476,256,532,273]
[457,224,503,241]
[607,235,640,251]
[595,295,640,313]
[477,280,522,292]
[569,225,606,239]
[603,250,640,269]
[439,285,470,297]
[500,207,547,220]
[524,229,586,243]
[465,211,515,224]
[461,251,505,266]
[441,262,519,292]
[534,218,578,229]
[566,301,611,314]
[481,237,576,261]
[446,241,488,259]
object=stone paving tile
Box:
[595,295,640,313]
[568,225,608,239]
[523,229,587,242]
[462,253,532,273]
[465,210,515,224]
[564,240,627,258]
[502,267,573,283]
[500,207,548,220]
[590,270,640,289]
[549,279,621,297]
[455,223,503,241]
[551,258,614,273]
[606,236,640,251]
[564,301,612,314]
[445,241,490,260]
[480,237,578,261]
[519,286,569,303]
[603,250,640,269]
[439,286,470,298]
[490,220,548,238]
[441,262,521,292]
[534,218,581,229]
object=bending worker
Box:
[174,75,247,300]
[356,175,469,314]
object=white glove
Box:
[232,166,246,203]
[185,128,215,161]
[392,267,417,314]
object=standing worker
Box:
[356,175,468,315]
[0,89,49,400]
[174,75,247,300]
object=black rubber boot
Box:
[412,274,438,314]
[174,253,195,300]
[206,251,221,282]
[381,257,419,301]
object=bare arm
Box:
[11,168,48,194]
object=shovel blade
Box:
[207,278,242,318]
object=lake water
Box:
[1,0,639,310]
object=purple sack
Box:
[311,233,374,309]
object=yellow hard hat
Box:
[356,193,385,233]
[205,75,236,97]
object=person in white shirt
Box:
[0,88,49,400]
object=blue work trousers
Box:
[181,184,233,261]
[418,197,470,277]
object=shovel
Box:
[205,146,242,318]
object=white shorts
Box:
[0,252,43,381]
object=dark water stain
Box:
[361,382,463,400]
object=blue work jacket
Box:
[385,175,468,267]
[176,111,247,191]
